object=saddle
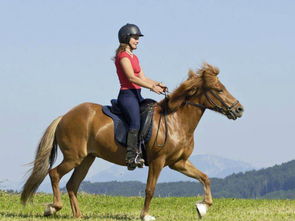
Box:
[102,99,156,162]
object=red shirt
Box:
[115,51,141,90]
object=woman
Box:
[115,23,166,170]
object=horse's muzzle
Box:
[227,104,244,120]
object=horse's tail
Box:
[21,116,63,205]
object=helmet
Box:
[118,23,144,44]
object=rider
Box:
[115,23,166,170]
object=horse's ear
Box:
[201,63,220,88]
[203,63,220,76]
[211,65,220,76]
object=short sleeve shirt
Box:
[115,51,141,90]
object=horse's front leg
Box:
[140,158,165,221]
[169,160,212,218]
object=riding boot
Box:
[126,129,145,170]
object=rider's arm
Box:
[138,70,159,86]
[139,70,167,89]
[120,58,162,94]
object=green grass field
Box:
[0,191,294,221]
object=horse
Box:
[21,63,244,220]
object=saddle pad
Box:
[102,105,153,146]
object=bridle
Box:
[186,89,240,118]
[152,89,239,147]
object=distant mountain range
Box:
[5,156,295,199]
[89,154,255,183]
[79,159,295,199]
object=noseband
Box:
[186,89,239,117]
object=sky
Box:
[0,0,295,188]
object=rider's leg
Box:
[118,89,145,170]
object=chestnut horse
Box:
[21,63,244,220]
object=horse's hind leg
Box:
[169,160,212,217]
[66,155,95,218]
[45,158,84,216]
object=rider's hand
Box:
[157,82,168,92]
[151,84,165,94]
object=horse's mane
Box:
[158,63,220,114]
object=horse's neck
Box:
[175,101,205,135]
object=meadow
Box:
[0,191,294,221]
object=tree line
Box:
[73,160,295,199]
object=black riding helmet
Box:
[118,23,144,44]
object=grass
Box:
[0,191,295,221]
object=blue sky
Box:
[0,0,295,187]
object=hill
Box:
[77,160,295,199]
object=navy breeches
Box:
[117,89,144,130]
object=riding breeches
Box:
[117,89,144,130]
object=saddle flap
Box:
[140,99,157,113]
[139,99,156,138]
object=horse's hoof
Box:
[196,203,208,219]
[142,215,156,221]
[44,204,56,216]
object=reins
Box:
[152,91,169,148]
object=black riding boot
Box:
[126,129,145,170]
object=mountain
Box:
[89,154,254,183]
[78,159,295,199]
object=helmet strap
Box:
[126,45,134,54]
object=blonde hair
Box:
[112,43,129,61]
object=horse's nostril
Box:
[237,107,244,113]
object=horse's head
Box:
[187,63,244,120]
[162,63,244,120]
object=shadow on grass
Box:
[84,214,134,220]
[0,212,71,219]
[0,212,134,220]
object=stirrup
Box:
[127,162,136,171]
[134,154,145,168]
[126,153,137,170]
[126,153,145,170]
